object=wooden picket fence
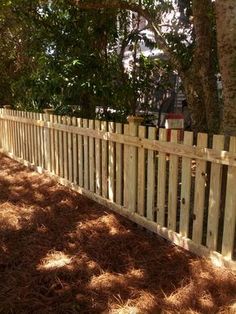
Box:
[0,108,235,271]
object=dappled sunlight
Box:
[218,302,236,314]
[109,291,158,314]
[37,251,73,271]
[0,153,235,313]
[100,214,128,235]
[88,268,145,292]
[110,305,140,314]
[88,272,127,291]
[0,202,36,231]
[162,280,218,312]
[163,282,196,308]
[73,212,131,238]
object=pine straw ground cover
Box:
[0,154,235,314]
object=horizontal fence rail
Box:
[0,108,235,271]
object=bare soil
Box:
[0,153,235,314]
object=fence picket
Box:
[168,130,179,231]
[30,112,34,164]
[108,122,115,202]
[10,111,13,154]
[49,114,55,174]
[32,113,37,166]
[19,111,23,158]
[95,120,101,195]
[57,115,63,178]
[14,111,19,157]
[72,117,78,184]
[22,112,27,160]
[192,133,208,244]
[28,111,31,162]
[62,116,68,179]
[123,124,129,208]
[28,112,32,162]
[39,113,44,168]
[179,131,193,237]
[23,111,29,160]
[157,128,167,227]
[8,110,11,152]
[6,110,10,152]
[4,111,7,152]
[127,119,139,212]
[207,135,224,251]
[35,113,40,167]
[83,119,89,190]
[147,127,156,220]
[222,136,236,260]
[9,110,12,154]
[67,117,73,182]
[0,111,2,149]
[17,111,21,158]
[14,111,17,156]
[2,110,4,150]
[12,111,15,155]
[19,111,22,158]
[101,121,108,198]
[137,126,146,216]
[89,120,95,192]
[115,123,123,205]
[54,115,59,176]
[77,118,83,187]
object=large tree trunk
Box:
[215,1,236,135]
[192,0,221,134]
[180,70,208,132]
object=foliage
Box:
[0,0,179,121]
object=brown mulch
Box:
[0,154,235,314]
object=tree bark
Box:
[215,1,236,135]
[192,0,221,134]
[180,69,208,132]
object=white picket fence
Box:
[0,108,235,271]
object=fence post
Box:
[125,116,143,213]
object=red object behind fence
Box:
[165,113,184,141]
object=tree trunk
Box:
[192,0,221,134]
[215,1,236,135]
[180,70,208,132]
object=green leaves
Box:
[0,0,193,119]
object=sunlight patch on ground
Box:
[100,214,121,235]
[88,268,145,291]
[108,291,157,314]
[218,303,236,314]
[37,251,73,270]
[109,305,140,314]
[163,282,195,307]
[88,272,126,290]
[0,202,35,230]
[76,213,130,237]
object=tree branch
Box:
[73,0,183,72]
[74,0,149,19]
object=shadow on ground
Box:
[0,153,235,314]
